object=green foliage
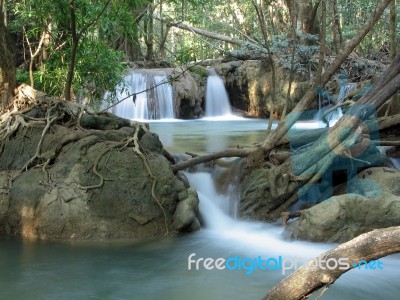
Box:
[9,0,126,104]
[6,0,399,98]
[175,43,197,64]
[75,38,124,100]
[32,37,125,103]
[190,66,208,79]
[16,70,42,89]
[338,0,399,55]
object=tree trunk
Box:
[287,0,320,44]
[64,0,78,102]
[316,0,326,85]
[64,0,112,101]
[153,15,243,46]
[123,33,143,61]
[144,5,154,61]
[388,0,399,115]
[261,0,393,152]
[0,0,16,108]
[158,25,171,58]
[264,226,400,300]
[253,0,276,131]
[330,0,341,53]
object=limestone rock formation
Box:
[0,90,200,240]
[215,60,310,117]
[285,192,400,242]
[171,67,205,119]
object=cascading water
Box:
[149,75,175,119]
[2,119,400,300]
[315,82,358,125]
[105,69,175,120]
[337,82,358,104]
[184,170,328,255]
[183,164,400,300]
[205,69,233,117]
[111,72,148,120]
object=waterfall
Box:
[184,171,326,255]
[205,69,233,117]
[149,75,175,119]
[337,82,358,104]
[184,172,234,231]
[315,82,358,125]
[106,70,175,120]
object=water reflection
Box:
[149,119,268,153]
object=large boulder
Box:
[335,166,400,196]
[239,162,296,220]
[0,95,200,240]
[285,192,400,243]
[215,60,310,117]
[171,66,205,119]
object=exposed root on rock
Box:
[131,125,170,236]
[0,85,170,236]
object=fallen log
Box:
[264,226,400,300]
[277,113,400,148]
[171,148,252,172]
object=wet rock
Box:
[286,192,400,243]
[215,60,310,117]
[0,121,200,240]
[139,131,163,154]
[239,163,295,221]
[334,167,400,197]
[172,188,200,231]
[171,67,204,119]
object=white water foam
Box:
[315,82,358,126]
[205,69,233,118]
[184,171,330,257]
[105,70,175,120]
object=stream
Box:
[1,119,399,300]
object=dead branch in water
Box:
[172,148,252,172]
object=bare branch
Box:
[172,149,252,172]
[264,226,400,300]
[261,0,394,151]
[153,15,243,45]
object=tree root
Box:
[78,146,114,190]
[0,86,174,237]
[131,125,170,236]
[77,122,170,235]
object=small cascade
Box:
[315,82,358,125]
[149,75,175,119]
[205,69,233,117]
[184,171,327,256]
[106,69,175,120]
[388,158,400,169]
[337,82,358,104]
[184,172,234,231]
